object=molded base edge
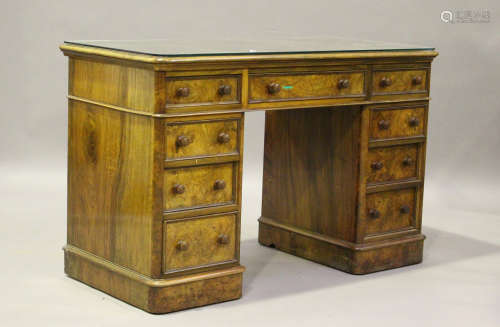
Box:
[258,217,424,274]
[64,245,244,313]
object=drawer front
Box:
[365,188,416,237]
[367,144,418,184]
[163,214,236,272]
[370,107,425,140]
[372,69,427,95]
[165,75,240,107]
[249,71,365,102]
[166,119,239,160]
[164,163,235,211]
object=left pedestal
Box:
[64,56,245,313]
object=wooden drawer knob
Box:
[378,120,391,130]
[217,234,230,245]
[371,161,384,170]
[176,87,190,97]
[214,180,226,190]
[173,184,186,194]
[380,77,392,87]
[338,79,350,89]
[409,117,420,127]
[176,240,188,251]
[402,157,413,166]
[218,85,232,96]
[368,208,380,219]
[400,205,411,214]
[176,135,192,147]
[267,83,281,94]
[412,76,423,85]
[217,132,230,144]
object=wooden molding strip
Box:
[70,94,431,118]
[258,216,424,251]
[366,179,422,193]
[165,154,240,168]
[63,245,245,287]
[68,95,161,117]
[369,136,426,148]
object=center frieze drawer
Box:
[249,70,366,102]
[166,118,240,160]
[164,162,236,211]
[163,214,237,273]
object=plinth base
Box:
[64,245,244,313]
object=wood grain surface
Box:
[364,188,416,236]
[165,75,240,106]
[261,106,361,242]
[369,106,426,140]
[165,118,239,159]
[249,71,365,102]
[372,69,427,95]
[163,214,237,272]
[367,144,419,183]
[164,162,235,211]
[67,100,155,276]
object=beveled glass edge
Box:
[63,41,435,58]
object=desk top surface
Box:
[64,37,434,57]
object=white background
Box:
[1,1,499,326]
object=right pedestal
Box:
[259,103,428,274]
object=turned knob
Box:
[409,117,420,127]
[172,184,186,194]
[378,120,391,130]
[176,240,188,251]
[338,79,350,89]
[402,157,413,166]
[369,208,381,219]
[217,234,230,245]
[412,76,423,85]
[214,180,226,190]
[400,205,411,214]
[380,77,392,87]
[371,161,384,170]
[176,87,190,97]
[267,82,281,94]
[217,132,230,144]
[218,84,232,96]
[176,135,192,147]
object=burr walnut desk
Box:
[60,39,438,313]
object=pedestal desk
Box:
[60,39,438,313]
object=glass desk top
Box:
[64,37,434,57]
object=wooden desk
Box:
[60,39,438,313]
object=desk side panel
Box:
[67,100,155,276]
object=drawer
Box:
[372,69,428,96]
[370,106,426,140]
[166,118,240,160]
[163,214,237,272]
[365,188,416,237]
[165,75,241,107]
[164,163,235,211]
[367,144,418,184]
[249,70,366,102]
